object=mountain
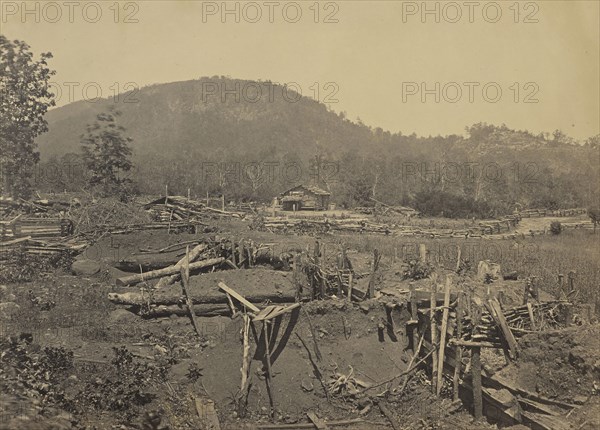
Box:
[36,77,599,215]
[37,77,374,161]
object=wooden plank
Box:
[409,283,419,352]
[436,275,452,395]
[263,321,275,418]
[489,299,519,359]
[218,282,261,313]
[471,304,483,421]
[452,292,463,401]
[0,236,32,246]
[430,280,438,394]
[526,302,536,330]
[254,303,301,322]
[306,411,329,430]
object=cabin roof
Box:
[280,185,331,197]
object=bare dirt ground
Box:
[1,220,599,430]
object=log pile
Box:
[1,215,74,239]
[0,196,78,216]
[258,217,392,235]
[0,236,87,260]
[254,216,523,238]
[518,208,587,218]
[144,195,245,221]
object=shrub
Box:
[550,221,562,235]
[402,259,434,280]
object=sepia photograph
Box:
[1,1,599,429]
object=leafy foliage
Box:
[0,249,74,283]
[401,259,434,281]
[550,221,563,235]
[0,36,55,198]
[80,107,133,198]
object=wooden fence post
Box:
[430,281,438,395]
[471,304,483,421]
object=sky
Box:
[2,0,599,140]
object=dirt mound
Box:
[495,325,600,404]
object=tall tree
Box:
[0,36,55,198]
[80,107,133,197]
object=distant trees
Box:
[80,107,134,199]
[0,36,55,198]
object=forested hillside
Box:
[36,77,599,217]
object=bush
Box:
[550,221,562,235]
[402,259,434,280]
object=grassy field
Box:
[324,229,599,305]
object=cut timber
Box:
[139,304,265,318]
[108,291,295,307]
[436,276,452,395]
[218,282,260,313]
[254,303,301,321]
[430,280,438,394]
[194,397,221,430]
[488,298,519,359]
[306,411,328,430]
[453,293,464,402]
[116,257,225,286]
[471,305,483,421]
[154,243,208,288]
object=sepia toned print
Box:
[1,1,599,429]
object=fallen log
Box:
[154,243,209,288]
[108,290,296,306]
[115,257,225,286]
[140,304,234,317]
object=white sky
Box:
[2,0,599,140]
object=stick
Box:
[180,246,202,337]
[377,401,400,430]
[398,330,425,393]
[302,307,322,361]
[295,333,330,401]
[357,345,437,393]
[436,276,452,395]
